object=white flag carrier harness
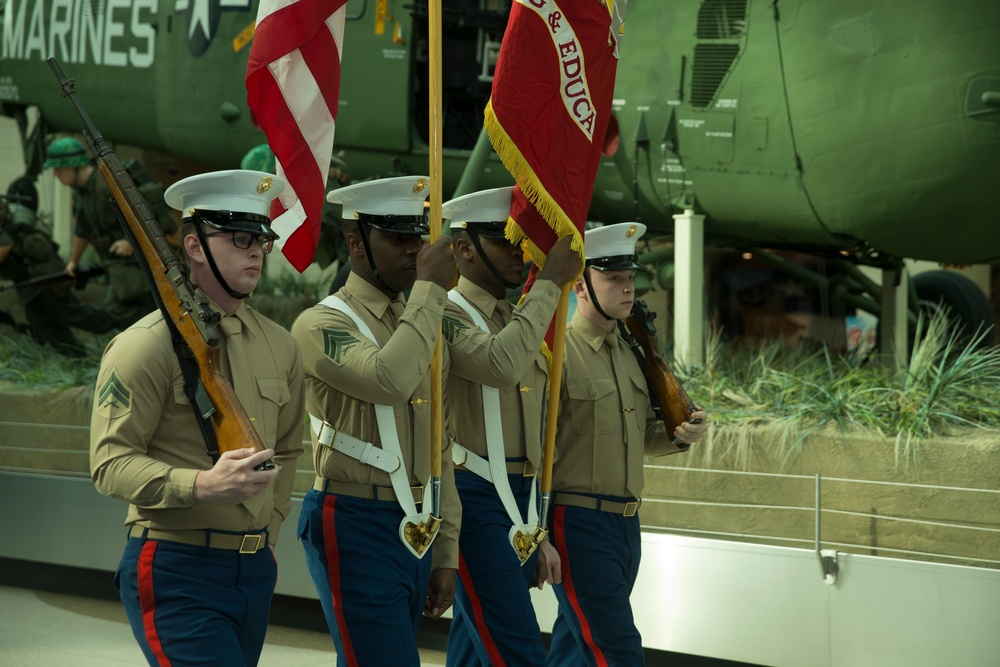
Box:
[309,295,436,558]
[448,289,540,555]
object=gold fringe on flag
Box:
[483,100,586,270]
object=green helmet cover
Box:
[240,144,276,174]
[43,137,90,169]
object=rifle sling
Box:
[618,322,662,420]
[112,199,221,463]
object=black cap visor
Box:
[190,209,278,240]
[358,212,429,236]
[586,254,642,271]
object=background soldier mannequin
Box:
[441,186,579,667]
[546,223,709,667]
[291,176,460,667]
[43,137,178,328]
[90,170,305,666]
[0,192,112,355]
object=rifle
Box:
[622,299,701,446]
[48,57,274,470]
[0,266,105,293]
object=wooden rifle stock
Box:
[48,57,269,463]
[624,300,698,439]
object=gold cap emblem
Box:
[413,178,427,193]
[188,207,196,216]
[626,224,638,238]
[257,176,273,193]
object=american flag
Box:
[486,0,627,343]
[246,0,349,272]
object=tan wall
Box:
[3,384,997,570]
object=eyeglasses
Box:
[204,231,274,254]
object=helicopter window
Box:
[691,44,740,109]
[411,1,512,151]
[696,0,748,39]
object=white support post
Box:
[879,267,909,370]
[48,171,74,256]
[672,208,705,367]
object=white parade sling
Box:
[448,289,540,564]
[315,295,437,559]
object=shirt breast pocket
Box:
[565,376,617,436]
[627,372,652,432]
[256,376,291,444]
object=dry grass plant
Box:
[677,308,1000,471]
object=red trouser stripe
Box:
[458,552,506,666]
[137,541,172,667]
[554,506,609,667]
[322,494,359,667]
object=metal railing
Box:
[642,464,1000,570]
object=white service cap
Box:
[327,175,430,218]
[165,170,285,219]
[584,222,647,271]
[442,186,513,235]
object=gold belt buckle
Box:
[522,461,535,477]
[411,485,424,505]
[622,501,639,517]
[239,534,264,554]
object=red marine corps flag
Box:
[486,0,627,300]
[245,0,349,272]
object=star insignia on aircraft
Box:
[174,0,252,58]
[322,329,359,364]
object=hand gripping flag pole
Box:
[402,0,446,556]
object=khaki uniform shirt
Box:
[90,297,305,544]
[552,311,686,498]
[444,276,559,468]
[291,273,460,570]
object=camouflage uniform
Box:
[72,169,171,327]
[0,201,112,355]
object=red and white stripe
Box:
[246,0,348,272]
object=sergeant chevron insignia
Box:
[97,371,132,419]
[442,315,470,343]
[322,329,359,364]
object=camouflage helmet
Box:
[240,144,276,174]
[43,137,90,169]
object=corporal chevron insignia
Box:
[323,329,359,364]
[442,315,470,343]
[97,371,132,419]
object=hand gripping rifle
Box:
[622,299,701,446]
[48,58,274,470]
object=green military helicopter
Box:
[2,0,998,340]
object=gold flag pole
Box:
[427,0,445,520]
[536,282,571,539]
[402,0,445,557]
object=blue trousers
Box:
[299,488,432,667]
[446,467,544,667]
[115,535,277,666]
[545,500,643,667]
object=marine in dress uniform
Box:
[545,223,708,667]
[441,187,581,667]
[291,176,460,667]
[90,170,306,667]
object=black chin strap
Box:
[582,268,614,322]
[467,230,520,289]
[355,222,395,293]
[195,224,250,300]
